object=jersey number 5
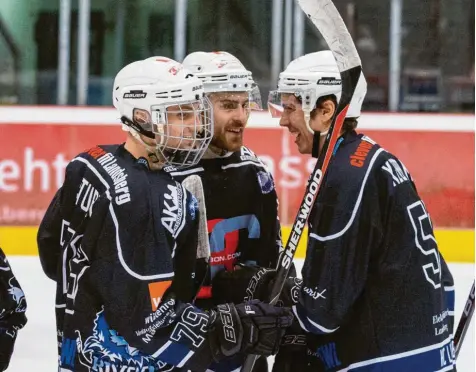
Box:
[407,201,441,289]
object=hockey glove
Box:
[211,265,277,304]
[212,265,302,307]
[207,300,293,362]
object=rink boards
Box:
[0,107,474,262]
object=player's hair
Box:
[310,94,358,132]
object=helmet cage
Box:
[149,97,214,169]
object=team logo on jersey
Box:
[161,184,184,238]
[239,146,261,163]
[8,278,26,313]
[257,171,274,194]
[74,308,173,371]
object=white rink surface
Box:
[7,257,475,371]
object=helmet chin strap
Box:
[311,130,329,158]
[305,110,329,158]
[128,127,165,168]
[121,115,166,168]
[304,111,313,134]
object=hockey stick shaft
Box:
[454,280,475,358]
[182,175,210,261]
[241,1,362,370]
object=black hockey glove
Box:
[212,265,302,307]
[211,265,277,304]
[207,300,293,362]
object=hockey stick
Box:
[182,175,210,261]
[241,1,362,370]
[454,280,475,358]
[182,175,213,302]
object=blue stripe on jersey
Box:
[156,341,193,367]
[444,286,455,315]
[339,336,455,372]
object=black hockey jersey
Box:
[168,146,282,305]
[293,131,455,371]
[0,248,27,370]
[37,144,232,371]
[168,147,282,372]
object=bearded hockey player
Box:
[0,248,27,371]
[236,50,456,371]
[37,57,293,372]
[177,51,283,372]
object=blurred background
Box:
[0,1,474,369]
[0,0,474,111]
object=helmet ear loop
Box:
[300,90,316,135]
[303,101,328,137]
[304,110,314,134]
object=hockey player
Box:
[0,247,27,371]
[37,57,293,372]
[167,50,283,372]
[226,51,456,371]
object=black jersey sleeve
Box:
[37,187,64,281]
[255,173,283,269]
[0,248,27,369]
[38,158,92,281]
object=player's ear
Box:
[321,99,336,128]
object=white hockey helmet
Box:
[113,56,213,169]
[269,50,367,131]
[182,51,262,110]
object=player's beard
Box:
[210,122,245,153]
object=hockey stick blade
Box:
[454,280,475,358]
[182,175,210,260]
[241,1,361,371]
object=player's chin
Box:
[223,132,244,151]
[296,138,312,155]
